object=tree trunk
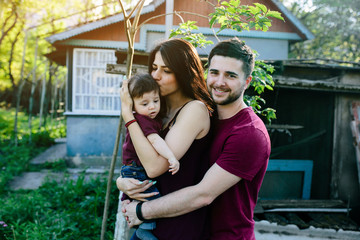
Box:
[14,31,28,146]
[8,30,22,108]
[0,2,18,50]
[39,65,47,129]
[28,38,38,142]
[42,64,54,128]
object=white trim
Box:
[142,24,302,40]
[64,111,120,116]
[72,48,124,115]
[56,24,302,51]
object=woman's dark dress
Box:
[152,103,212,240]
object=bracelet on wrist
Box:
[136,202,149,222]
[125,119,137,128]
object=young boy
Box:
[121,73,179,240]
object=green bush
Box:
[28,130,55,147]
[0,108,66,193]
[0,107,118,239]
[0,175,118,239]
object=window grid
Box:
[73,48,124,114]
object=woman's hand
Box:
[120,78,134,122]
[116,176,159,202]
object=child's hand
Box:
[120,78,134,121]
[168,157,180,175]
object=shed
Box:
[258,59,360,220]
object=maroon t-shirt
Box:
[153,103,212,240]
[209,107,270,240]
[122,113,162,166]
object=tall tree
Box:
[284,0,360,62]
[0,0,19,50]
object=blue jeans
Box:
[121,163,160,240]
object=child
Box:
[121,73,180,240]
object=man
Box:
[121,38,271,239]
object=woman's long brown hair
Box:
[148,38,215,113]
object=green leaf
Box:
[266,11,284,21]
[209,16,217,28]
[221,1,230,7]
[253,3,267,13]
[229,0,240,7]
[248,6,260,15]
[218,15,228,25]
[265,85,273,91]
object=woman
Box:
[117,38,214,240]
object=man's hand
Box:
[122,200,143,227]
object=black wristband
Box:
[136,202,148,222]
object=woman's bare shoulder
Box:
[184,100,208,112]
[178,100,210,120]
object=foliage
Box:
[170,21,214,48]
[0,175,118,240]
[0,106,117,239]
[0,136,46,194]
[246,56,276,123]
[0,0,125,114]
[209,0,284,32]
[0,107,66,194]
[0,106,66,142]
[170,0,283,123]
[284,0,360,62]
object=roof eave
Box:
[46,1,163,44]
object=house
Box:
[45,0,313,159]
[45,0,360,231]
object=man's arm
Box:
[123,163,241,226]
[147,133,180,174]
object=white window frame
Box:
[72,48,124,115]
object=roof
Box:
[269,59,360,93]
[46,0,314,45]
[276,58,360,71]
[46,1,163,44]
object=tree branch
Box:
[0,6,18,47]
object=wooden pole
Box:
[101,1,146,239]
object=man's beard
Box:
[209,85,244,105]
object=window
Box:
[73,48,124,114]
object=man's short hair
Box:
[208,38,255,78]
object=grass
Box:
[0,106,118,239]
[0,174,119,240]
[0,106,66,141]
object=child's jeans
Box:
[121,162,160,240]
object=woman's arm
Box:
[128,104,209,178]
[120,81,210,178]
[120,80,169,177]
